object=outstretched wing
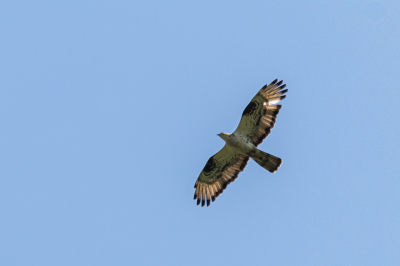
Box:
[234,79,288,146]
[194,145,250,207]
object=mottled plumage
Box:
[194,79,288,207]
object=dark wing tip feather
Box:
[201,199,205,207]
[207,198,210,207]
[279,84,286,89]
[280,95,286,100]
[276,80,283,86]
[194,193,197,200]
[280,89,288,94]
[271,79,278,85]
[261,133,267,140]
[197,198,201,205]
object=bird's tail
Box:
[251,149,282,173]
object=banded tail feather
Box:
[251,150,282,173]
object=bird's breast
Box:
[226,134,255,156]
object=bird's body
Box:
[194,79,288,207]
[218,133,256,157]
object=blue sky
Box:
[1,1,400,265]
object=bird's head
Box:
[217,132,231,142]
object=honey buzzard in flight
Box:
[194,79,288,207]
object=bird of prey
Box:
[194,79,288,207]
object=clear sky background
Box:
[1,1,400,265]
